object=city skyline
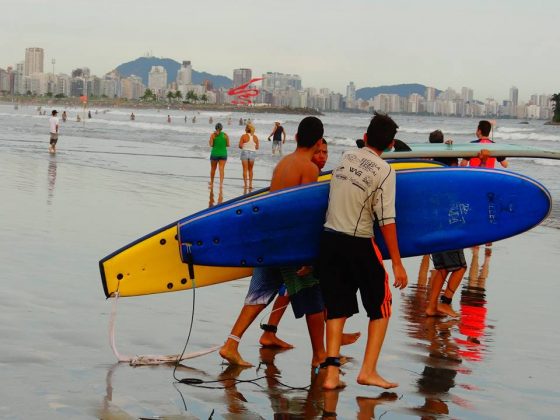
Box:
[0,0,557,100]
[1,48,553,107]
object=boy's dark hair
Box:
[366,112,399,150]
[429,130,444,143]
[296,116,324,148]
[478,120,492,137]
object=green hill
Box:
[114,57,232,89]
[356,83,441,100]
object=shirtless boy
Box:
[220,116,326,367]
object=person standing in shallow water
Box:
[268,121,286,155]
[209,123,229,189]
[48,110,59,153]
[238,123,259,191]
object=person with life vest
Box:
[460,120,509,168]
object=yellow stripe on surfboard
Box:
[100,225,252,298]
[100,160,441,298]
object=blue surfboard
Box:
[178,168,551,267]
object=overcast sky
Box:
[1,0,557,101]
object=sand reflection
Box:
[401,246,493,417]
[209,186,223,208]
[47,156,57,205]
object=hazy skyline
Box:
[1,0,557,100]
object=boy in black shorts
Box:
[318,112,408,390]
[425,130,467,317]
[426,250,467,317]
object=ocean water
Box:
[1,103,559,419]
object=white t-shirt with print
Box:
[324,147,396,238]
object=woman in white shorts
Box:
[238,123,259,190]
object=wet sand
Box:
[1,141,560,419]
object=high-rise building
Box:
[14,62,24,94]
[425,86,436,101]
[203,80,213,91]
[148,66,167,92]
[346,81,356,103]
[461,87,474,102]
[509,86,519,107]
[0,68,9,93]
[262,72,302,92]
[177,60,192,85]
[233,68,252,87]
[24,47,44,76]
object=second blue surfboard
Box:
[178,168,551,267]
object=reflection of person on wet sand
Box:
[218,364,252,415]
[401,272,463,418]
[47,157,57,205]
[258,347,343,419]
[413,317,461,418]
[258,347,296,416]
[456,247,491,361]
[356,392,399,419]
[208,186,223,208]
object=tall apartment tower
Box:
[425,86,436,101]
[176,60,192,85]
[461,87,474,102]
[148,66,167,91]
[24,47,44,76]
[346,81,356,102]
[509,86,519,107]
[233,68,252,87]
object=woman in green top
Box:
[209,122,230,189]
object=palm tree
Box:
[186,90,196,103]
[140,89,154,101]
[175,91,183,102]
[200,93,208,104]
[551,93,560,122]
[166,91,175,103]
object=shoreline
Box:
[0,97,323,116]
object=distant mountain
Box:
[356,83,441,100]
[114,56,233,89]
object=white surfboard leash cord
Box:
[108,285,220,367]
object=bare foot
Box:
[437,303,460,318]
[323,373,347,390]
[259,333,294,349]
[341,331,361,346]
[357,372,398,389]
[425,309,446,317]
[219,345,253,367]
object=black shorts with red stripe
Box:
[316,230,392,320]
